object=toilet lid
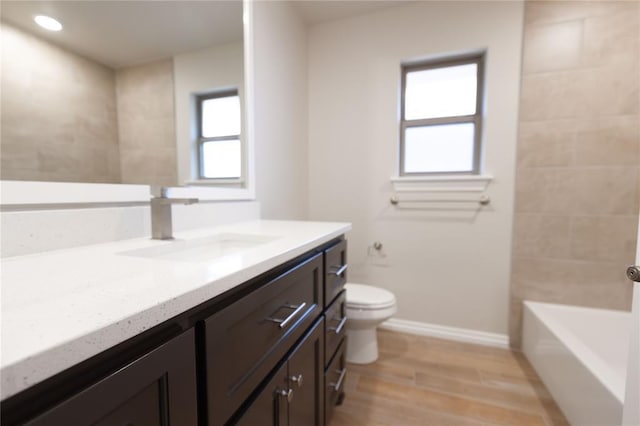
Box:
[345,283,396,309]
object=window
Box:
[196,90,242,180]
[400,54,484,175]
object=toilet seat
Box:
[345,283,396,310]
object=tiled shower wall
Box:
[116,59,178,187]
[1,22,121,183]
[1,23,177,186]
[510,0,640,347]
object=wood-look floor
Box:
[330,330,569,426]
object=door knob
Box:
[627,266,640,283]
[290,374,303,388]
[277,388,293,403]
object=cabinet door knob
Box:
[277,388,293,403]
[329,368,347,392]
[329,264,348,277]
[290,374,303,388]
[266,302,307,329]
[627,266,640,283]
[329,317,347,335]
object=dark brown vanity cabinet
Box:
[324,240,347,307]
[23,330,198,426]
[204,241,347,425]
[323,241,348,424]
[236,318,325,426]
[324,290,347,368]
[1,237,348,426]
[325,340,347,424]
[203,253,324,425]
[323,293,347,424]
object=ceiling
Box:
[0,0,409,70]
[292,0,411,25]
[0,1,243,69]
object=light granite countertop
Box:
[0,220,351,400]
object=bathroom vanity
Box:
[0,221,350,425]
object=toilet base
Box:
[346,328,379,364]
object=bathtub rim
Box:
[523,300,629,404]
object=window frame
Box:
[399,53,485,176]
[195,89,242,181]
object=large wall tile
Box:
[512,257,631,308]
[574,116,640,166]
[587,60,640,117]
[517,121,576,167]
[510,0,639,347]
[569,215,638,262]
[523,20,583,73]
[513,214,571,258]
[582,4,640,66]
[119,147,177,186]
[519,70,593,121]
[520,61,639,122]
[515,168,576,214]
[525,1,637,26]
[570,167,638,215]
[517,166,638,217]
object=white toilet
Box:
[344,283,397,364]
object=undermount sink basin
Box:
[119,233,280,263]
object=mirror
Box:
[0,0,252,198]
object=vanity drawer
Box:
[325,338,347,425]
[324,240,347,307]
[24,330,197,426]
[324,290,346,368]
[204,253,323,426]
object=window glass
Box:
[202,95,241,138]
[404,63,477,120]
[404,123,475,173]
[202,139,241,179]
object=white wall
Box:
[1,201,260,258]
[173,41,244,184]
[307,2,524,335]
[253,1,308,220]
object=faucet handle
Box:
[150,185,168,198]
[150,187,199,205]
[152,197,199,205]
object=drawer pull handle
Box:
[329,317,347,335]
[329,368,347,392]
[277,388,293,403]
[290,374,303,388]
[330,264,348,277]
[267,302,307,329]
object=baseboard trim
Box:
[380,318,509,349]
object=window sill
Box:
[186,179,244,187]
[390,174,493,193]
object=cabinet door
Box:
[234,318,325,426]
[325,339,347,425]
[288,318,325,426]
[236,362,288,426]
[324,291,346,369]
[205,254,323,425]
[324,240,347,307]
[25,330,197,426]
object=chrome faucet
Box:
[150,188,199,240]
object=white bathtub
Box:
[523,301,631,426]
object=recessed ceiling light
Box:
[34,15,62,31]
